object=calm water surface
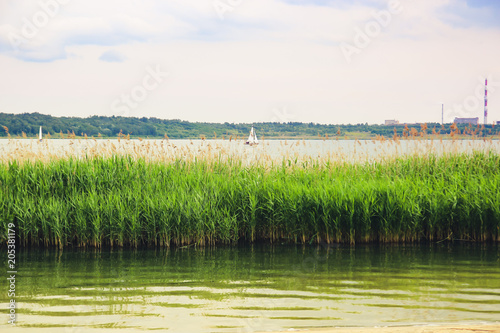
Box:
[1,139,500,163]
[2,244,499,332]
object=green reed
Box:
[1,152,499,247]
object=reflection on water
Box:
[1,244,500,332]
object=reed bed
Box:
[1,136,499,166]
[1,138,499,247]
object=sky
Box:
[0,0,500,125]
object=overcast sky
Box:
[0,0,500,125]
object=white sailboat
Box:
[39,126,43,142]
[245,127,259,146]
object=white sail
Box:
[247,129,254,142]
[252,127,258,143]
[246,127,258,145]
[39,126,42,141]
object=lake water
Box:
[2,244,499,332]
[1,138,500,164]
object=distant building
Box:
[385,120,399,126]
[454,117,479,125]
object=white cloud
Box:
[0,0,499,124]
[99,49,126,62]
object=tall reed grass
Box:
[1,150,499,247]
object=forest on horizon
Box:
[1,112,498,139]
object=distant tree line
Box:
[0,112,498,139]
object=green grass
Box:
[1,152,499,247]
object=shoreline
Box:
[1,136,500,140]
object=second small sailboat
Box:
[245,127,259,146]
[39,126,43,142]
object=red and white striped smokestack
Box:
[484,79,488,125]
